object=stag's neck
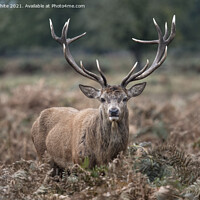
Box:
[95,106,129,163]
[98,108,129,137]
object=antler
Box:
[49,19,107,88]
[121,15,176,88]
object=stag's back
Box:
[31,107,100,167]
[31,107,78,161]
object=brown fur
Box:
[31,105,129,168]
[105,85,124,93]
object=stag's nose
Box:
[109,107,119,117]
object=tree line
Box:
[0,0,199,57]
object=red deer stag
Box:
[31,16,176,168]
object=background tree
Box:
[0,0,199,61]
[78,0,198,69]
[0,0,83,54]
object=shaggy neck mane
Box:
[95,107,129,163]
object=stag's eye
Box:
[123,97,128,102]
[100,98,106,103]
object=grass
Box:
[0,71,199,97]
[0,63,199,199]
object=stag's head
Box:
[49,16,176,122]
[79,78,146,122]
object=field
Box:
[0,61,200,199]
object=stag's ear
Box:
[127,82,146,98]
[79,84,101,99]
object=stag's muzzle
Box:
[108,107,119,121]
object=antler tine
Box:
[50,19,107,88]
[49,18,62,44]
[68,32,87,44]
[79,60,107,87]
[163,22,168,40]
[132,37,158,44]
[121,62,138,87]
[79,60,98,79]
[166,15,176,43]
[61,19,70,43]
[158,46,168,65]
[121,15,176,87]
[153,18,163,41]
[134,46,168,80]
[122,59,149,87]
[96,60,107,87]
